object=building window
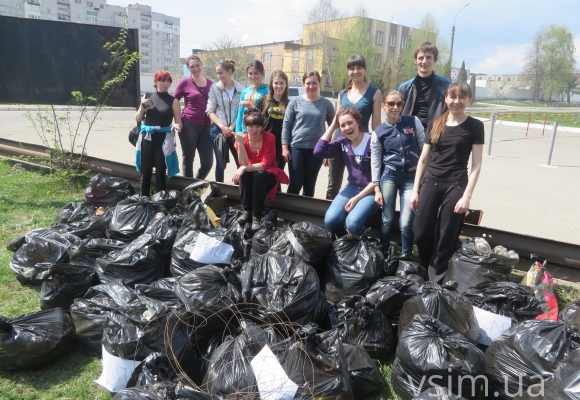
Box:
[164,66,170,71]
[58,14,70,20]
[156,23,159,28]
[47,8,51,13]
[401,37,408,49]
[100,4,104,9]
[142,43,149,48]
[141,68,148,73]
[107,16,111,21]
[77,13,81,18]
[292,50,299,60]
[86,10,97,20]
[58,7,67,12]
[306,49,313,60]
[75,0,81,3]
[164,33,172,38]
[141,17,148,21]
[374,54,381,68]
[156,32,159,36]
[310,33,316,44]
[263,52,272,63]
[156,58,160,62]
[0,6,3,11]
[141,35,148,39]
[29,14,41,19]
[87,1,93,6]
[390,35,396,47]
[99,18,103,22]
[324,74,332,87]
[376,31,383,46]
[16,4,20,9]
[142,60,149,65]
[329,48,338,61]
[497,77,501,81]
[142,52,148,56]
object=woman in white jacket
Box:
[206,59,245,182]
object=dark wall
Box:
[0,16,139,107]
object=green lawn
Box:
[496,112,579,128]
[474,99,580,108]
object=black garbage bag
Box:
[102,304,191,362]
[324,234,384,303]
[560,300,580,328]
[0,308,75,371]
[398,282,480,343]
[485,319,580,399]
[343,343,385,398]
[150,189,181,209]
[134,283,181,306]
[95,233,165,288]
[175,266,242,312]
[383,246,413,276]
[240,253,328,325]
[170,227,230,277]
[84,174,135,207]
[269,326,353,399]
[126,352,185,389]
[213,207,241,230]
[68,238,127,267]
[56,201,96,224]
[109,195,160,241]
[144,210,186,269]
[149,277,177,291]
[396,260,427,280]
[178,181,219,206]
[391,314,486,400]
[414,387,466,399]
[251,222,286,257]
[9,229,80,285]
[70,280,138,355]
[331,296,395,359]
[268,221,331,269]
[60,209,113,239]
[39,263,97,310]
[365,276,424,322]
[446,241,519,292]
[202,322,281,397]
[464,281,543,323]
[223,221,253,263]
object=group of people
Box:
[134,41,484,283]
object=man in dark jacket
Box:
[398,42,451,128]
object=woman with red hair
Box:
[135,70,182,195]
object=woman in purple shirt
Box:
[314,107,380,237]
[174,55,214,179]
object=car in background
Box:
[288,87,306,100]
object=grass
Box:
[0,159,577,399]
[474,99,580,108]
[0,160,109,400]
[495,112,580,128]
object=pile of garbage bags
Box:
[4,175,580,399]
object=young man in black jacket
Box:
[398,42,451,129]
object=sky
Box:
[118,0,580,76]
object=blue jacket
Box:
[135,125,180,179]
[370,116,425,185]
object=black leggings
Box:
[413,178,466,283]
[239,170,277,214]
[140,136,166,196]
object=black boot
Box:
[251,213,262,231]
[237,210,252,224]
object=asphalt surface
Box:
[1,108,579,245]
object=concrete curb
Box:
[0,105,135,111]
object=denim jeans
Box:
[324,184,380,237]
[209,123,239,182]
[287,147,323,197]
[379,169,416,255]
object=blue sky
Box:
[118,0,580,75]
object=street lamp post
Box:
[449,2,470,70]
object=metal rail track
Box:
[2,137,580,282]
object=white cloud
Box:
[469,44,528,75]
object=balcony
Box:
[57,0,70,4]
[26,0,40,5]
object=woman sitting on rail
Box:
[410,81,484,283]
[314,107,379,237]
[232,107,288,231]
[135,70,182,196]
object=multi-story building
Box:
[0,1,180,77]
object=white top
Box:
[352,134,371,164]
[225,87,236,99]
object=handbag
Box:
[129,92,151,147]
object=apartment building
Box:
[0,1,180,75]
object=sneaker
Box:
[237,211,252,224]
[251,216,261,231]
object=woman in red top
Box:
[233,107,288,230]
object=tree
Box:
[488,80,512,104]
[562,71,580,103]
[540,25,575,101]
[521,29,546,101]
[305,0,346,96]
[470,74,477,100]
[458,60,467,82]
[201,35,255,84]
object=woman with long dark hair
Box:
[315,107,379,237]
[256,70,289,170]
[174,55,213,179]
[326,54,382,200]
[235,60,268,134]
[281,71,335,197]
[206,59,245,182]
[135,71,182,195]
[410,81,484,283]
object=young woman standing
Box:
[135,71,182,196]
[282,71,335,197]
[206,59,245,182]
[235,60,268,134]
[174,55,213,179]
[371,90,424,258]
[315,108,379,237]
[256,70,289,170]
[326,54,382,200]
[410,82,484,283]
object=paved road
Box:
[1,108,579,245]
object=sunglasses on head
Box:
[385,101,404,108]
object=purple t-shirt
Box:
[174,77,213,126]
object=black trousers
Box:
[140,136,166,196]
[326,149,345,200]
[239,170,276,214]
[413,178,466,284]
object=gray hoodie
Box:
[205,79,245,129]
